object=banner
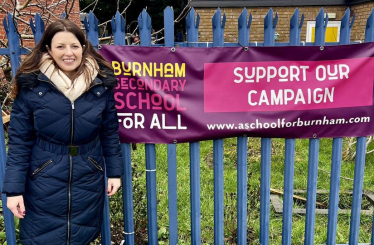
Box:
[99,43,374,143]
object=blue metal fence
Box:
[0,6,373,245]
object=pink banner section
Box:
[99,44,374,143]
[204,58,374,112]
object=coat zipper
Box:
[88,157,103,172]
[38,77,102,244]
[30,159,53,178]
[67,102,74,245]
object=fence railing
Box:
[0,6,374,245]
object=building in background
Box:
[190,0,374,43]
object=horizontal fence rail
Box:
[0,6,373,245]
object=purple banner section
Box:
[99,43,374,144]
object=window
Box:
[306,21,341,42]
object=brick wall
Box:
[351,2,374,41]
[195,3,374,43]
[0,0,80,48]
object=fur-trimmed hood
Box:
[16,66,118,90]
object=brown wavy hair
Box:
[11,19,113,97]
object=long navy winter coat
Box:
[2,68,123,244]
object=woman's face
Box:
[48,31,83,78]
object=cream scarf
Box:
[40,54,99,102]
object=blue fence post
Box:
[4,13,21,77]
[326,8,353,245]
[237,136,248,245]
[0,114,15,245]
[288,8,303,46]
[314,8,328,46]
[260,8,277,245]
[369,12,374,245]
[164,6,179,245]
[186,8,200,47]
[138,9,152,46]
[237,8,251,245]
[349,9,374,245]
[263,8,277,46]
[213,138,224,245]
[282,9,302,244]
[185,8,201,244]
[167,144,178,245]
[326,138,343,245]
[145,144,158,244]
[349,138,367,244]
[30,13,45,45]
[212,8,225,47]
[1,13,22,245]
[84,11,99,50]
[121,144,135,245]
[304,8,326,245]
[84,11,111,245]
[138,9,158,244]
[111,12,135,245]
[260,138,271,245]
[164,6,174,47]
[211,8,226,244]
[365,9,374,42]
[111,11,126,46]
[339,8,355,45]
[238,8,252,47]
[190,142,201,244]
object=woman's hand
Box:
[107,178,121,196]
[7,195,25,219]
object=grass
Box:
[126,137,374,244]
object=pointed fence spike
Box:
[30,19,35,34]
[238,8,246,28]
[121,16,125,32]
[164,6,174,47]
[238,8,251,46]
[314,8,327,45]
[289,8,301,45]
[94,16,98,31]
[365,9,374,42]
[273,13,278,28]
[138,9,152,46]
[186,7,199,47]
[111,17,116,32]
[290,9,298,29]
[212,7,225,46]
[147,11,151,29]
[324,13,329,28]
[299,13,304,29]
[138,10,144,29]
[264,8,273,28]
[248,13,252,28]
[264,8,275,46]
[84,17,89,32]
[222,13,226,28]
[212,8,221,29]
[350,12,356,28]
[3,18,8,34]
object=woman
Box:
[2,19,123,244]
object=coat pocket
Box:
[88,157,103,172]
[30,159,53,178]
